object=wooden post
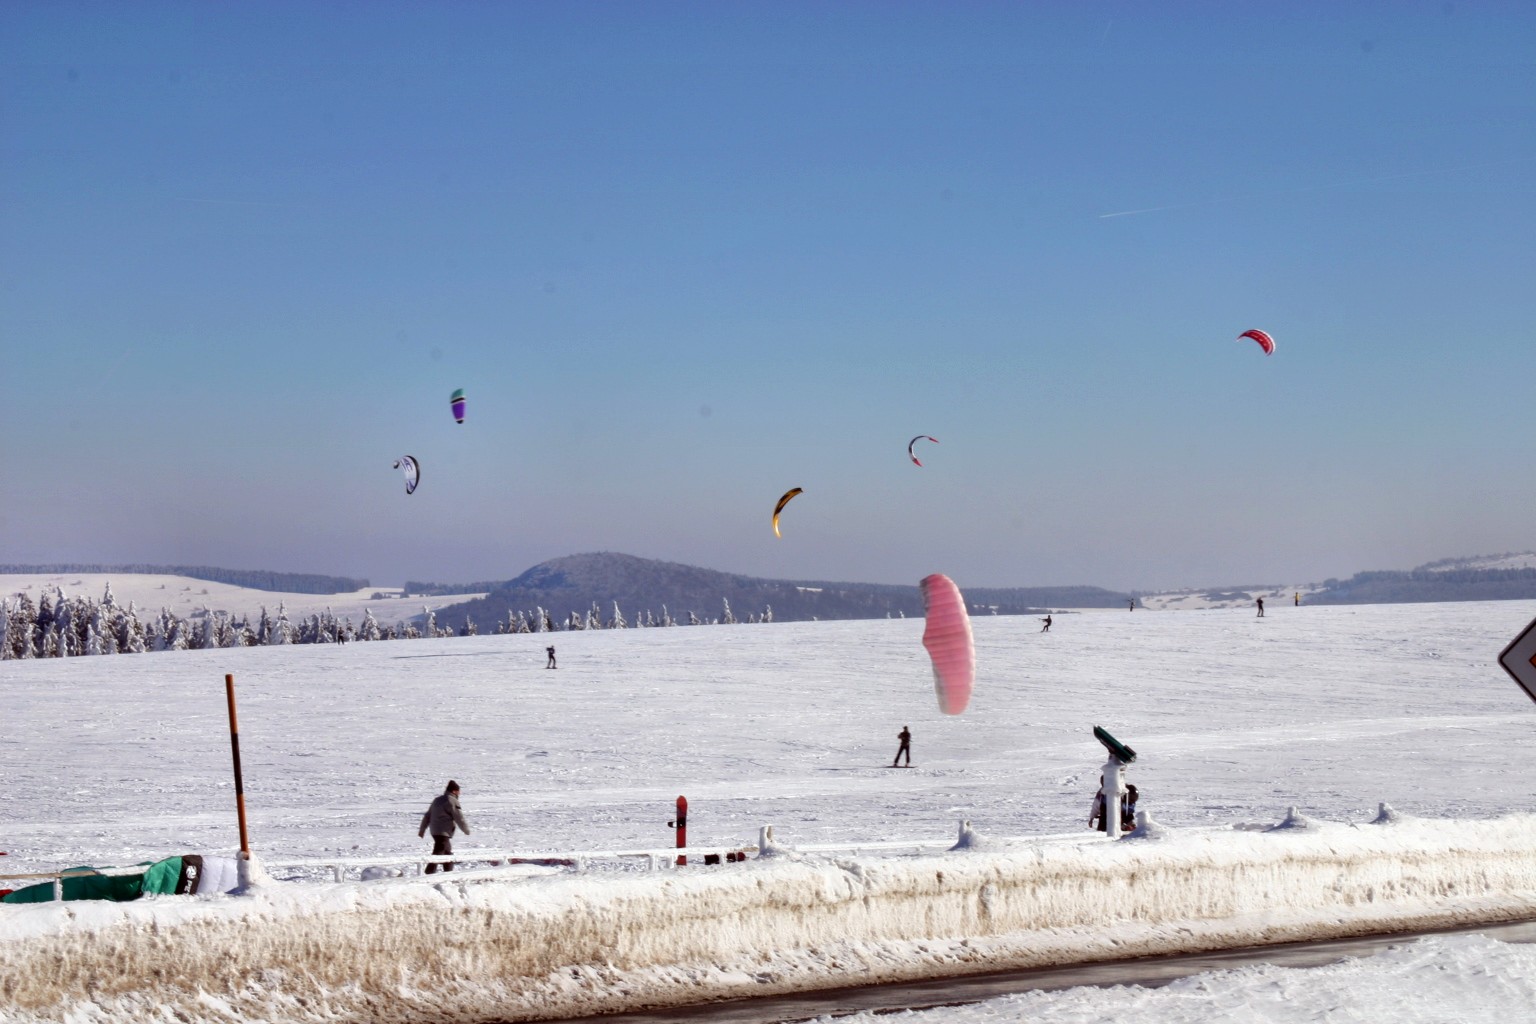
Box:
[225,674,252,858]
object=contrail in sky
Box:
[165,196,291,207]
[1098,157,1533,219]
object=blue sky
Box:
[3,2,1532,590]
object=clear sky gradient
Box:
[3,2,1532,590]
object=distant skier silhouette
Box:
[1256,597,1265,618]
[1040,614,1052,632]
[892,726,911,767]
[545,645,557,669]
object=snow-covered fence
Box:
[3,824,1154,895]
[262,843,759,883]
[243,823,1118,883]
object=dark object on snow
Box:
[1,854,228,904]
[1093,725,1137,764]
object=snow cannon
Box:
[1093,725,1137,765]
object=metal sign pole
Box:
[225,674,252,858]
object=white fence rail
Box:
[3,821,1182,898]
[263,843,758,882]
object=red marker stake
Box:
[674,795,687,866]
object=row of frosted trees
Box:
[0,585,770,661]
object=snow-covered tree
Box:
[35,590,55,639]
[359,608,382,641]
[54,599,74,657]
[164,616,188,652]
[611,602,627,629]
[721,598,737,625]
[113,602,143,654]
[763,604,773,623]
[125,618,148,654]
[11,594,37,659]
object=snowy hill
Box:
[0,571,485,626]
[1306,555,1536,605]
[1136,553,1536,610]
[1417,552,1536,573]
[436,551,1131,628]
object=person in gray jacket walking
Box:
[419,780,470,873]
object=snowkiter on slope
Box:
[419,780,470,873]
[893,726,911,767]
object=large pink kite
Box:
[920,573,975,715]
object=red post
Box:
[225,674,252,858]
[674,795,688,866]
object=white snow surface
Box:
[820,931,1536,1024]
[3,598,1536,1022]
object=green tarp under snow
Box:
[1,856,186,904]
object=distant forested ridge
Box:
[403,580,504,597]
[432,552,1131,628]
[0,565,368,595]
[1306,567,1536,604]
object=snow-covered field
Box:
[0,572,484,627]
[3,598,1536,1022]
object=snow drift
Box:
[4,812,1536,1024]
